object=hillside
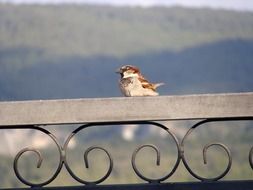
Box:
[0,4,253,100]
[1,4,253,57]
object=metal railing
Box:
[0,92,253,189]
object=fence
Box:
[0,92,253,189]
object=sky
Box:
[1,0,253,12]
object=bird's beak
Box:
[115,68,121,74]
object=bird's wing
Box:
[138,77,156,91]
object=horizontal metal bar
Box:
[2,180,253,190]
[0,92,253,126]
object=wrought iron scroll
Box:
[6,125,63,187]
[181,119,232,181]
[0,118,252,187]
[181,118,253,181]
[63,123,114,185]
[131,121,181,183]
[63,121,180,184]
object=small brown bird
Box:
[116,65,164,97]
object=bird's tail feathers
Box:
[154,82,165,89]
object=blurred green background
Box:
[0,1,253,188]
[0,3,253,100]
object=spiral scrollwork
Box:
[63,121,181,184]
[1,117,252,187]
[63,145,113,185]
[63,124,114,185]
[131,122,181,183]
[181,119,232,181]
[132,144,161,183]
[84,146,113,184]
[12,125,63,187]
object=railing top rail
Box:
[0,92,253,126]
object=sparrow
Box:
[116,65,164,97]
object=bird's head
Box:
[116,65,140,78]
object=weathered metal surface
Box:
[0,92,253,126]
